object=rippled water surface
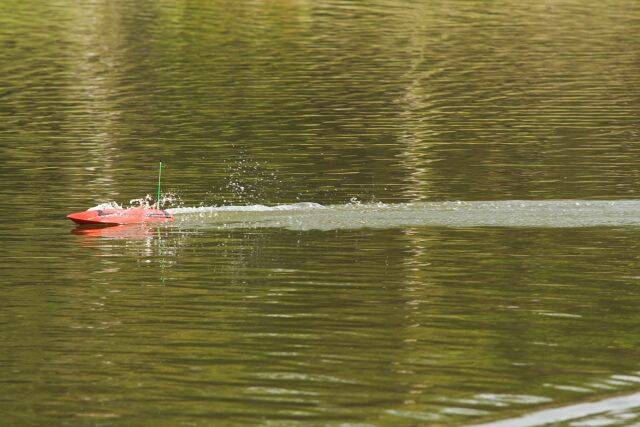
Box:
[2,0,640,425]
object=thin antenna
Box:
[156,161,163,209]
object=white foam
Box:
[165,199,640,231]
[87,201,123,211]
[167,202,324,214]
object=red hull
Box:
[67,208,174,225]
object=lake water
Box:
[2,1,640,425]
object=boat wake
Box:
[158,200,640,231]
[166,202,323,214]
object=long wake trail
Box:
[163,200,640,230]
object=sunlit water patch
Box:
[472,389,640,427]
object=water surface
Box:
[2,0,640,425]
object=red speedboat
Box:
[67,208,174,225]
[68,162,174,226]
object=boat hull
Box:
[67,208,174,225]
